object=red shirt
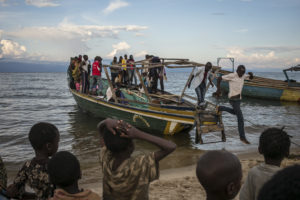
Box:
[127,59,135,70]
[92,60,101,76]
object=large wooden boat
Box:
[213,65,300,102]
[69,58,225,144]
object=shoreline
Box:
[83,149,300,200]
[81,149,300,200]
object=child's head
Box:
[259,127,291,161]
[196,150,242,200]
[29,122,59,156]
[99,122,134,154]
[258,164,300,200]
[48,151,81,188]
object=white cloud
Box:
[135,50,147,59]
[135,33,144,37]
[0,0,8,6]
[25,0,60,7]
[6,20,148,41]
[0,39,26,59]
[224,46,300,69]
[103,0,129,14]
[107,42,130,58]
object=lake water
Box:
[0,71,299,185]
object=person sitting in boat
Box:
[196,150,242,200]
[98,118,176,200]
[92,56,103,95]
[215,65,253,144]
[188,62,214,108]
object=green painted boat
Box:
[68,58,225,144]
[213,67,300,102]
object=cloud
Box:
[135,50,147,59]
[103,0,129,14]
[25,0,60,7]
[135,32,144,37]
[107,42,130,58]
[224,46,300,69]
[0,39,27,59]
[0,0,9,6]
[6,20,148,41]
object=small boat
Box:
[68,58,225,144]
[213,64,300,102]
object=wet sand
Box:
[81,149,300,200]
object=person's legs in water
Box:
[218,99,250,144]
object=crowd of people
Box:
[67,54,167,98]
[0,119,299,200]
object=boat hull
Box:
[71,90,195,135]
[213,72,300,102]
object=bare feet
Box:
[240,137,250,144]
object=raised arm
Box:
[117,121,176,162]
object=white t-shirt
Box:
[222,72,249,99]
[106,87,113,101]
[192,67,211,89]
[82,60,90,72]
[239,163,280,200]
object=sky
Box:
[0,0,300,70]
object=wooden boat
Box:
[69,58,225,144]
[213,65,300,102]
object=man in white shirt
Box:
[81,55,90,94]
[188,62,214,107]
[215,65,253,144]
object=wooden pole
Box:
[135,68,151,102]
[179,67,195,102]
[103,66,118,103]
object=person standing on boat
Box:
[81,55,90,94]
[122,54,128,85]
[110,56,119,85]
[215,65,253,144]
[188,62,214,107]
[127,55,137,86]
[149,56,160,94]
[92,56,103,95]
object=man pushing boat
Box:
[214,65,253,144]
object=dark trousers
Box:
[218,99,245,139]
[195,82,206,105]
[159,76,164,92]
[111,72,118,85]
[81,71,88,93]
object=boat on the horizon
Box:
[213,63,300,102]
[68,58,225,144]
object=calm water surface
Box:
[0,71,299,184]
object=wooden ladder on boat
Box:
[194,107,226,144]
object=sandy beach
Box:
[83,150,300,200]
